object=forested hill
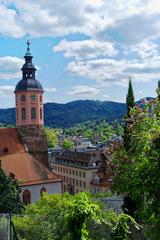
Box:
[0,100,126,128]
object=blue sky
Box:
[0,0,160,108]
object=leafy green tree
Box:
[45,127,58,148]
[112,86,160,239]
[62,138,74,150]
[14,192,139,240]
[0,168,22,213]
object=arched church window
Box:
[30,94,36,102]
[31,108,36,119]
[21,95,26,102]
[40,108,42,119]
[23,189,31,205]
[22,108,26,120]
[40,187,47,196]
[29,72,32,78]
[40,95,42,102]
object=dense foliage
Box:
[62,139,75,150]
[0,168,22,213]
[112,95,160,239]
[14,192,140,240]
[0,100,126,128]
[44,127,58,147]
[126,78,135,117]
[63,120,123,142]
[124,79,135,150]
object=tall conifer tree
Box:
[126,77,135,117]
[123,78,135,150]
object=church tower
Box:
[14,41,48,166]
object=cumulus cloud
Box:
[0,85,15,97]
[44,87,57,92]
[0,4,24,37]
[1,0,160,91]
[68,85,100,97]
[130,40,158,59]
[67,55,160,86]
[0,56,23,80]
[53,39,117,60]
[0,0,159,43]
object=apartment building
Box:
[51,150,103,193]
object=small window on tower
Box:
[40,95,42,102]
[40,108,42,119]
[22,108,26,120]
[31,108,36,119]
[30,95,36,101]
[21,95,26,102]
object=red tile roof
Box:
[0,128,62,186]
[0,128,25,154]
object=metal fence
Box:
[0,213,148,240]
[0,214,11,240]
[0,214,18,240]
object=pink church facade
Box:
[15,90,44,126]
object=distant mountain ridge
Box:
[0,98,155,128]
[0,100,127,128]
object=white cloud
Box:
[99,13,160,45]
[0,56,23,80]
[68,85,100,97]
[0,85,15,97]
[44,87,57,92]
[67,55,160,86]
[130,40,158,59]
[0,0,160,94]
[0,4,24,37]
[0,0,159,44]
[53,39,117,60]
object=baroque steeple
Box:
[15,41,43,92]
[22,40,36,80]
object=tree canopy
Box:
[14,192,140,240]
[44,127,58,148]
[0,168,22,213]
[112,86,160,239]
[62,139,74,150]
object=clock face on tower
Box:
[30,94,36,101]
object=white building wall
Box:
[21,181,61,204]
